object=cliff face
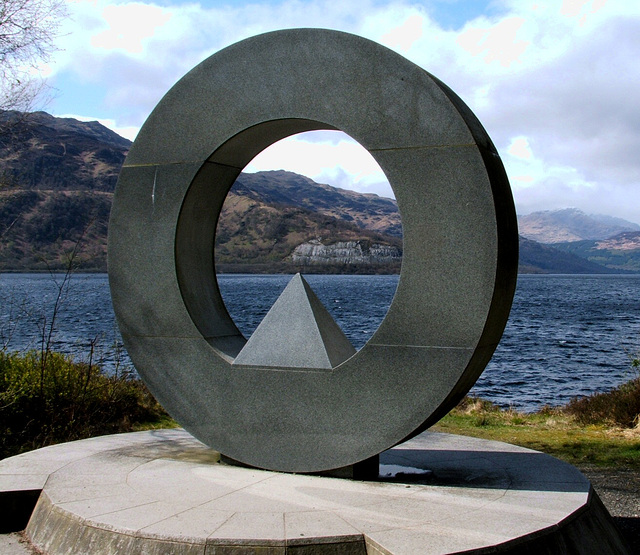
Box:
[291,240,402,266]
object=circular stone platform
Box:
[0,430,629,554]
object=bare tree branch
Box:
[0,0,67,116]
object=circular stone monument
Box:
[108,28,519,473]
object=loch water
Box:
[1,273,639,412]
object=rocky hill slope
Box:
[0,110,131,192]
[215,182,402,274]
[234,171,401,237]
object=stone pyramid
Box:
[232,273,356,369]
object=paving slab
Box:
[0,429,630,554]
[0,532,36,554]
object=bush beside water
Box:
[566,373,640,428]
[0,350,170,460]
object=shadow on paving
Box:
[381,449,586,492]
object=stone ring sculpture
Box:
[108,28,518,473]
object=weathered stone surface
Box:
[108,29,519,472]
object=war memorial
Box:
[0,29,630,553]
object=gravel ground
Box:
[579,466,640,554]
[1,468,637,554]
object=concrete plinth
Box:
[0,430,629,554]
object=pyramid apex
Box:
[233,274,355,369]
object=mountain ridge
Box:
[235,171,402,237]
[518,208,640,244]
[0,110,131,192]
[0,110,636,274]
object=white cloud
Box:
[484,9,640,201]
[382,13,424,52]
[246,131,393,198]
[507,137,533,160]
[560,0,608,22]
[457,16,529,67]
[44,0,640,223]
[91,3,172,54]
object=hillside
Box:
[518,208,640,272]
[0,174,404,274]
[517,237,619,274]
[234,171,402,237]
[518,208,640,244]
[0,112,405,273]
[215,186,402,273]
[552,231,640,273]
[0,111,634,274]
[0,189,110,271]
[0,110,131,192]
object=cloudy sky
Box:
[43,0,640,223]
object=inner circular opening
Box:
[175,119,403,365]
[215,130,402,351]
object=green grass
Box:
[434,391,640,469]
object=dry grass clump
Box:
[456,396,501,414]
[564,376,640,429]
